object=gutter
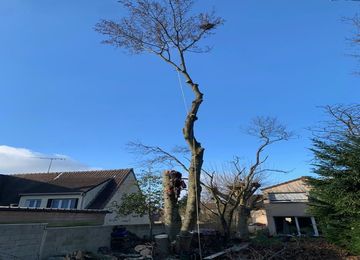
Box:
[0,206,110,214]
[19,192,84,196]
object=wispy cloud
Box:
[0,145,94,174]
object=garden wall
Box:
[0,224,112,260]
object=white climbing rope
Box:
[193,139,203,260]
[176,70,203,259]
[177,70,189,114]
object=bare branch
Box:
[127,141,189,172]
[95,0,223,59]
[310,104,360,141]
[201,201,219,216]
[345,14,360,74]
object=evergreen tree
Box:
[308,105,360,254]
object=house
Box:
[0,169,149,226]
[262,177,319,237]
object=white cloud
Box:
[0,145,94,174]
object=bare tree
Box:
[95,0,223,234]
[310,104,360,141]
[323,104,360,136]
[201,161,260,241]
[202,117,292,240]
[345,13,360,73]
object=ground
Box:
[229,235,360,260]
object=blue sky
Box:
[0,0,359,185]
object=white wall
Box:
[82,180,109,208]
[104,172,150,226]
[265,202,310,235]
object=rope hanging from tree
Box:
[175,70,203,259]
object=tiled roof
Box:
[261,176,310,193]
[0,169,132,208]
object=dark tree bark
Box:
[237,205,250,240]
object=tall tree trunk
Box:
[180,75,204,233]
[180,149,204,232]
[220,215,230,242]
[163,170,181,241]
[238,205,250,240]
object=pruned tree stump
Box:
[154,234,170,259]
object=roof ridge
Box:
[261,176,309,191]
[10,168,133,176]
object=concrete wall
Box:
[0,209,106,227]
[0,223,45,260]
[0,222,166,259]
[41,225,112,259]
[104,172,150,226]
[124,223,165,238]
[0,223,112,260]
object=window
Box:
[46,198,78,209]
[274,216,298,235]
[298,217,315,236]
[274,216,319,236]
[25,199,41,208]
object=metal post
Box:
[294,217,301,236]
[311,216,319,236]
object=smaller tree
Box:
[114,169,163,239]
[202,117,292,240]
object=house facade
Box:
[0,169,149,226]
[262,177,319,236]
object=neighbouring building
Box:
[262,177,319,237]
[0,169,149,226]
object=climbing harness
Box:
[166,170,187,200]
